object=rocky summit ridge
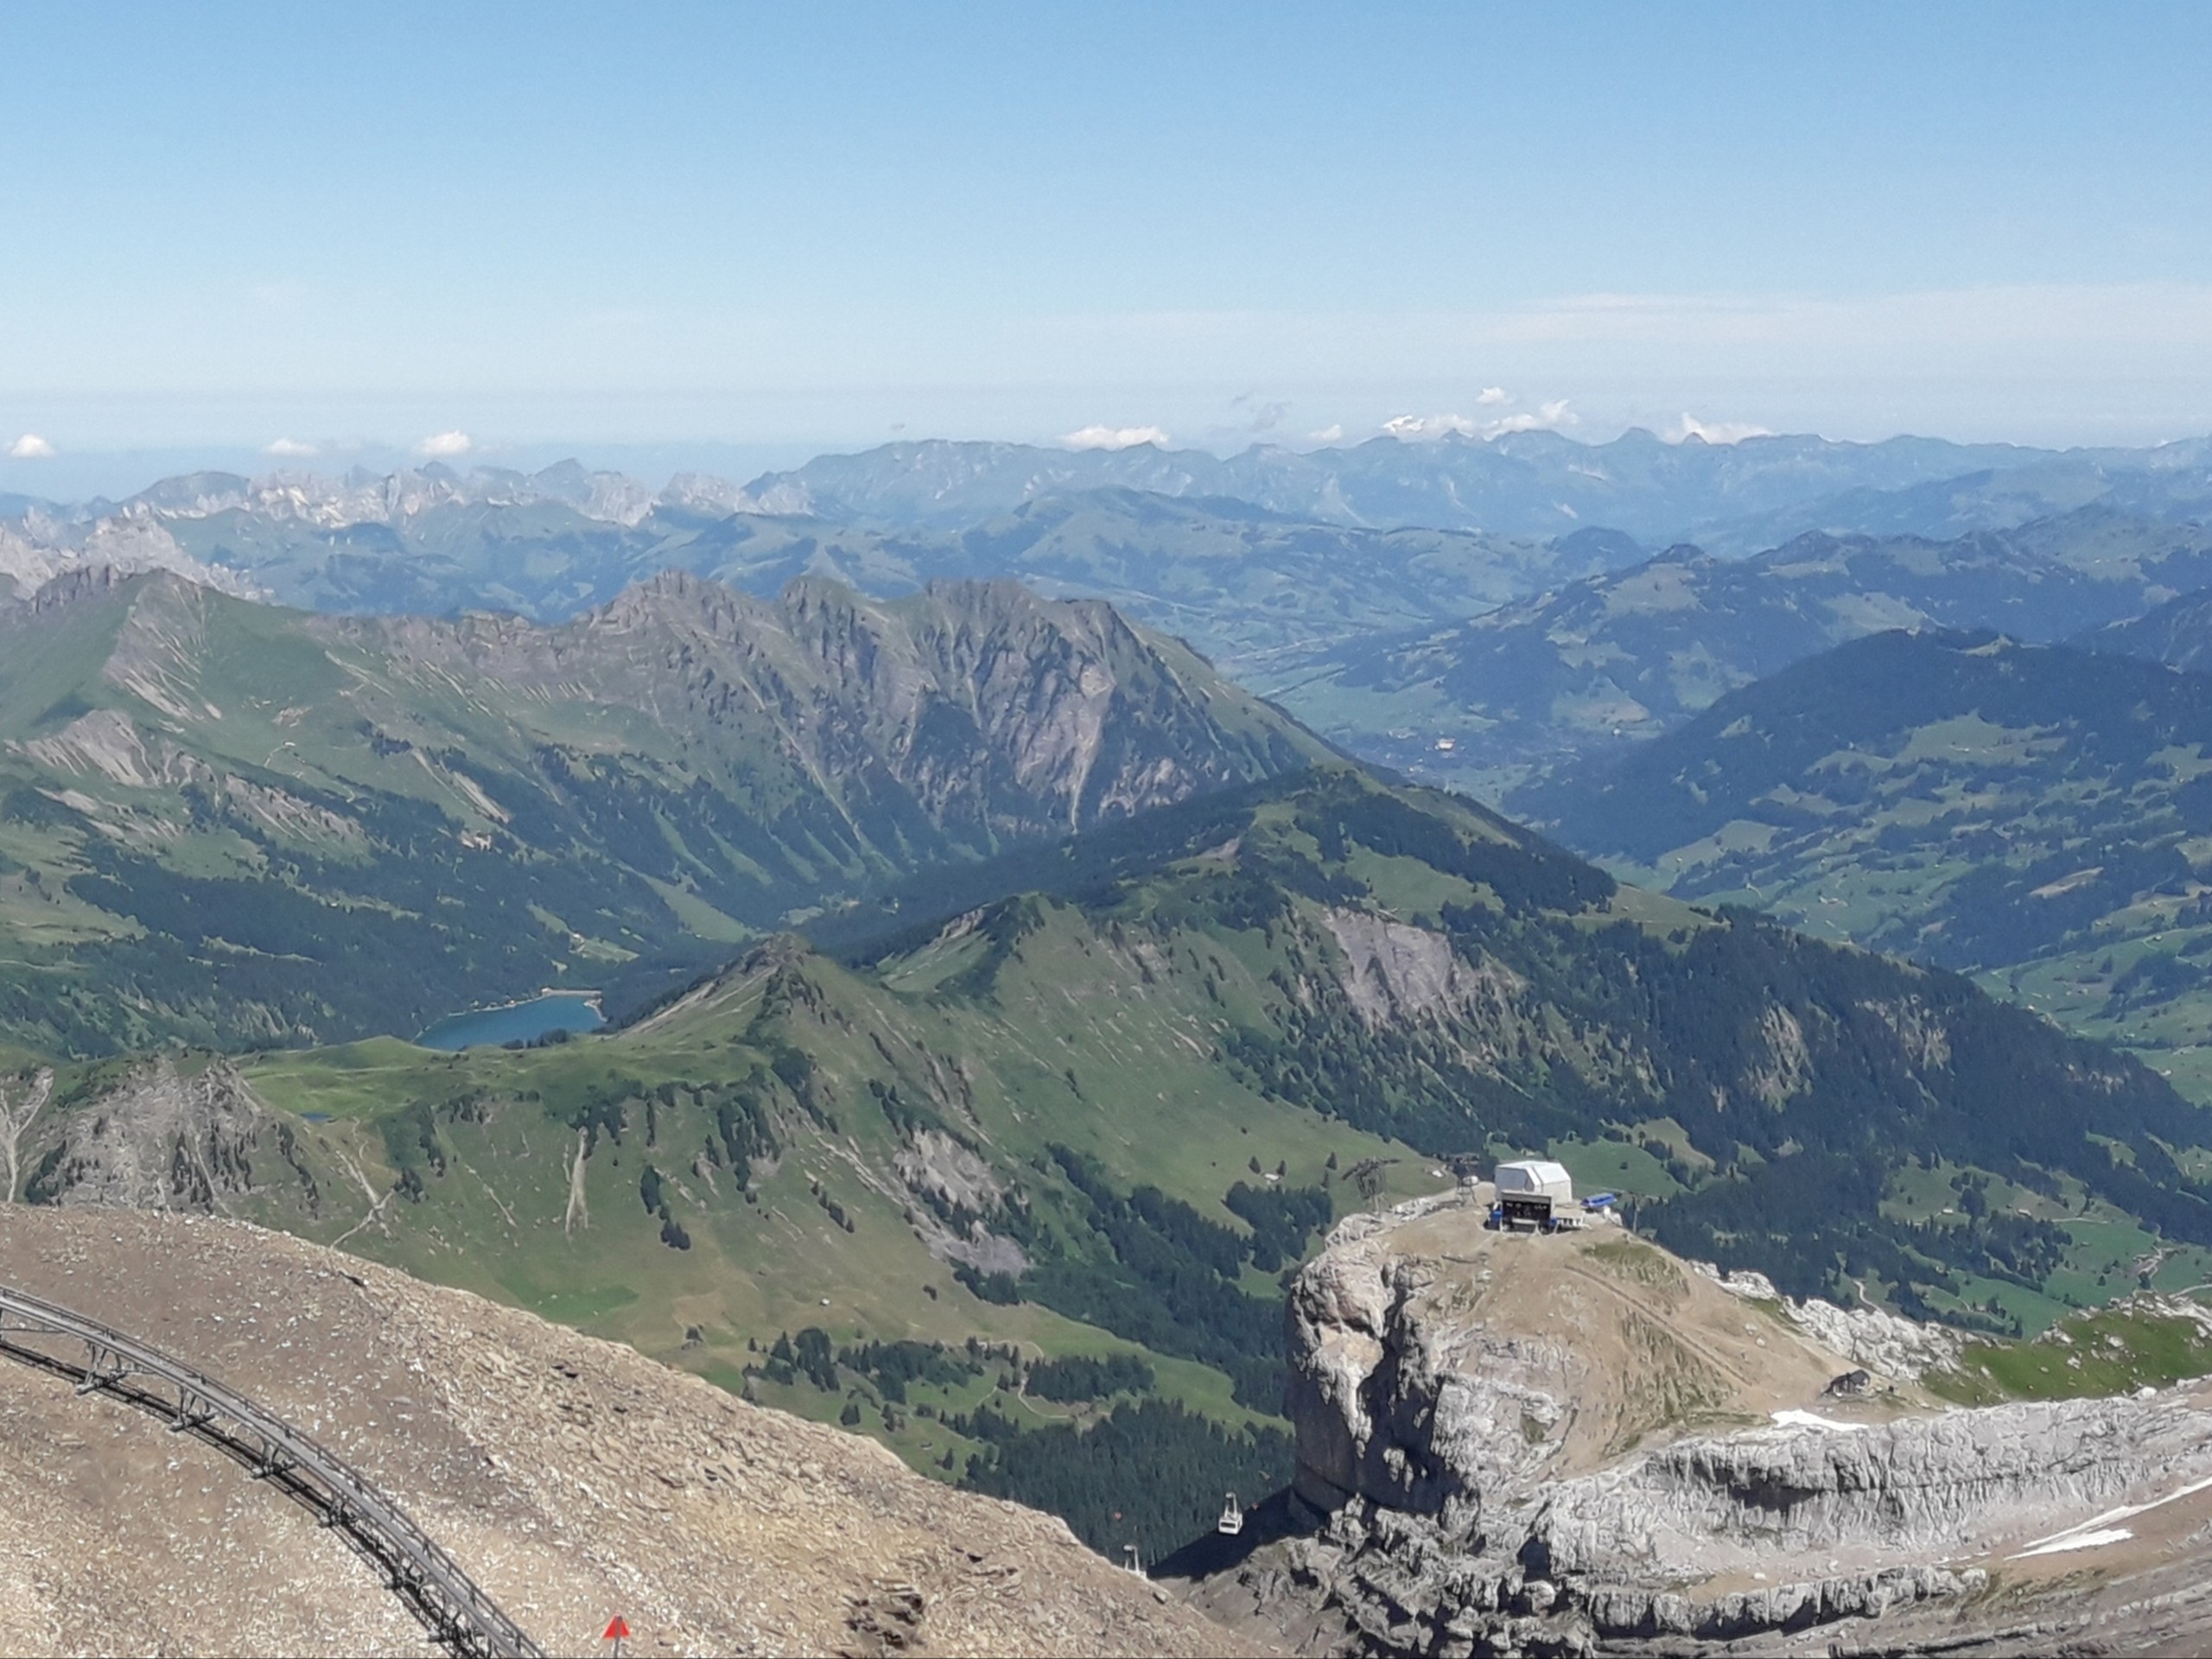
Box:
[1178,1192,2212,1656]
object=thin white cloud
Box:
[1670,412,1774,444]
[1477,386,1510,405]
[1230,391,1289,432]
[264,436,318,458]
[7,433,56,460]
[1306,423,1344,445]
[1484,398,1577,436]
[1061,424,1170,451]
[414,429,474,459]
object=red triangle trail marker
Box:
[604,1614,632,1654]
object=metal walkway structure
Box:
[0,1281,545,1659]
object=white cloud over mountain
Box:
[264,437,318,458]
[1382,413,1478,440]
[1382,399,1575,442]
[1486,398,1576,435]
[1061,424,1169,451]
[7,434,56,460]
[1671,412,1775,444]
[414,430,474,458]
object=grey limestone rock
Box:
[1262,1209,2212,1656]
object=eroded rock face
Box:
[1321,912,1528,1036]
[1286,1211,1584,1522]
[1247,1201,2212,1656]
[1535,1395,2212,1573]
[1692,1262,1964,1380]
[23,1058,320,1217]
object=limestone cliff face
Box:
[1226,1198,2212,1656]
[1286,1207,1585,1522]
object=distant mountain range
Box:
[11,439,2211,792]
[1281,511,2212,791]
[0,464,1640,665]
[12,427,2212,590]
[734,431,2212,545]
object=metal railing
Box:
[0,1281,545,1659]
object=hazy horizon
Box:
[10,419,2211,510]
[6,2,2210,490]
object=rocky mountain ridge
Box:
[0,565,1319,1051]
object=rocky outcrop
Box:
[22,1058,320,1218]
[1534,1394,2212,1573]
[1282,1499,1988,1656]
[1691,1262,1964,1380]
[1209,1199,2212,1656]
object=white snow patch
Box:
[2011,1471,2212,1560]
[2012,1527,2133,1559]
[1770,1409,1867,1433]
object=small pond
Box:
[415,990,606,1052]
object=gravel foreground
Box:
[0,1207,1250,1657]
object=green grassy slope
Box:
[17,766,2212,1549]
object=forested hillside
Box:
[1521,628,2212,1097]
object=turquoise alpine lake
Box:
[415,991,606,1051]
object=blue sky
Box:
[4,1,2211,484]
